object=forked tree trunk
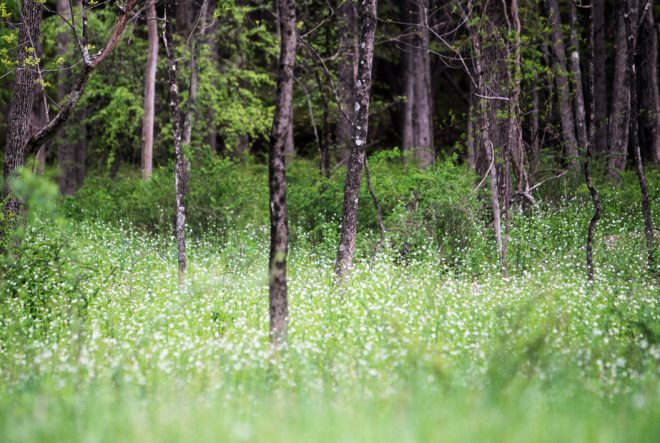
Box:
[548,0,579,169]
[2,0,42,220]
[624,0,655,274]
[141,0,159,180]
[163,0,187,286]
[269,0,297,347]
[334,0,377,278]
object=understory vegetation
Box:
[1,161,658,442]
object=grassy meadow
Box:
[0,162,658,442]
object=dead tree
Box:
[334,0,377,278]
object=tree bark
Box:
[592,0,608,155]
[269,0,297,347]
[402,40,414,159]
[163,0,188,286]
[624,0,655,274]
[336,0,357,164]
[548,0,579,169]
[141,0,159,180]
[639,8,660,164]
[2,0,42,220]
[334,0,377,278]
[411,0,433,168]
[569,1,588,150]
[585,0,603,282]
[607,2,635,178]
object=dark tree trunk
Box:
[334,0,377,278]
[336,0,357,164]
[639,8,660,164]
[163,0,188,286]
[585,0,603,282]
[592,0,608,155]
[608,2,635,178]
[548,0,579,168]
[57,0,75,193]
[141,0,159,180]
[624,0,655,274]
[269,0,297,347]
[2,0,42,220]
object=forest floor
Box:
[0,168,659,442]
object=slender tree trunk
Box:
[334,0,377,278]
[141,0,158,180]
[569,1,588,150]
[57,0,74,193]
[608,2,635,178]
[624,0,655,274]
[402,42,414,159]
[412,0,434,168]
[269,0,297,347]
[585,0,603,282]
[163,0,187,286]
[2,0,42,220]
[548,0,579,169]
[336,0,357,164]
[639,9,660,164]
[592,0,608,155]
[466,90,476,170]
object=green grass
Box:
[1,169,659,442]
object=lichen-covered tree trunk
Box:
[548,0,579,169]
[334,0,377,278]
[141,0,159,180]
[624,0,655,274]
[336,0,357,164]
[163,0,187,286]
[268,0,297,347]
[2,0,42,220]
[607,2,635,178]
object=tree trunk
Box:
[336,0,357,164]
[592,0,608,155]
[569,1,588,150]
[269,0,297,347]
[163,0,187,286]
[624,0,655,274]
[607,2,634,178]
[548,0,579,169]
[411,0,433,168]
[2,0,42,220]
[402,41,414,159]
[585,0,603,282]
[639,8,660,164]
[141,0,159,180]
[334,0,377,278]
